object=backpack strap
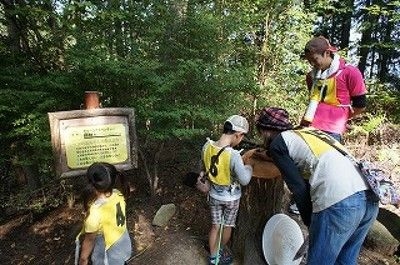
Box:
[208,145,229,177]
[295,128,355,160]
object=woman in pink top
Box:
[301,36,367,142]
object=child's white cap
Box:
[225,115,249,134]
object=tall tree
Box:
[0,0,69,194]
[354,0,399,86]
[311,0,354,49]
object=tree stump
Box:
[232,149,284,264]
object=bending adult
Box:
[256,107,378,265]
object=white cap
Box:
[225,115,249,134]
[262,213,304,265]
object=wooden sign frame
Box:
[48,108,138,178]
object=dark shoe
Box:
[208,255,217,265]
[219,247,233,265]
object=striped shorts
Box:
[209,197,240,227]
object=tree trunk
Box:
[357,0,373,75]
[138,147,154,196]
[232,149,284,264]
[232,177,284,264]
[2,0,22,54]
[377,18,394,82]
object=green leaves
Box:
[0,0,399,199]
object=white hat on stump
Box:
[262,213,305,265]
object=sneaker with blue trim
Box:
[208,255,217,265]
[208,250,233,265]
[219,247,233,265]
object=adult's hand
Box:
[251,148,273,161]
[300,119,311,127]
[242,149,281,179]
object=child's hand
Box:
[251,149,272,161]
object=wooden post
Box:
[232,149,284,264]
[84,91,101,109]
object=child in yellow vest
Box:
[202,115,253,265]
[76,162,132,265]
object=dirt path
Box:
[0,188,399,265]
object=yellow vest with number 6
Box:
[203,144,231,186]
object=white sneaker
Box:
[289,203,300,215]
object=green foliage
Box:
[347,113,386,142]
[366,81,400,123]
[0,0,399,206]
[361,114,386,133]
[0,180,68,223]
[236,2,313,123]
[0,1,311,195]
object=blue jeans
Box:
[322,130,342,143]
[307,190,379,265]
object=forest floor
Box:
[0,171,399,265]
[1,125,400,265]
